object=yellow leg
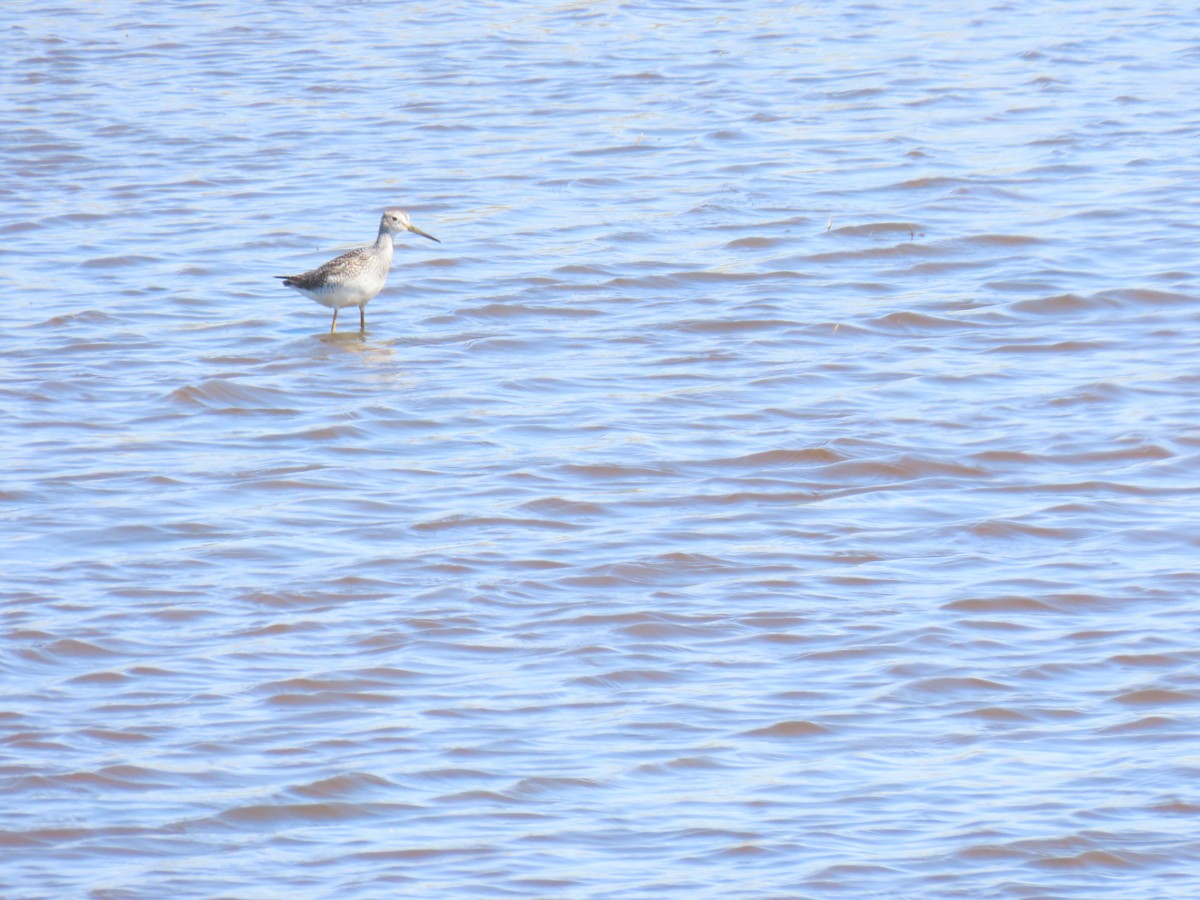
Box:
[330,309,338,333]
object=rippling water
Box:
[3,1,1200,896]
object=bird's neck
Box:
[374,227,396,260]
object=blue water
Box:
[3,1,1200,897]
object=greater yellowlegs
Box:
[276,208,439,333]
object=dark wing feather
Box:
[276,247,373,290]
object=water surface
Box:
[3,1,1200,897]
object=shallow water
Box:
[3,1,1200,896]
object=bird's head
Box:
[382,208,440,243]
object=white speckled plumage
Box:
[277,208,439,332]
